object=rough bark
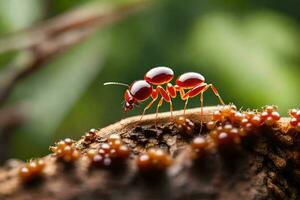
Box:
[0,107,299,200]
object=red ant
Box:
[104,66,225,121]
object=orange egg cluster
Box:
[261,106,281,126]
[242,111,262,126]
[191,136,208,158]
[18,104,291,183]
[212,105,239,122]
[211,124,241,146]
[175,116,195,134]
[82,128,97,145]
[136,148,172,171]
[19,159,45,182]
[211,105,281,129]
[192,123,248,159]
[210,106,260,133]
[50,138,80,163]
[289,109,300,131]
[87,134,130,167]
[212,105,253,129]
[192,105,284,159]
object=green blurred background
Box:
[0,0,299,162]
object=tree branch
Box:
[0,107,299,200]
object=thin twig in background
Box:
[0,0,150,106]
[0,103,25,128]
[0,103,26,163]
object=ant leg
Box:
[169,100,173,119]
[166,84,176,119]
[177,88,189,116]
[140,88,159,120]
[155,97,164,125]
[178,88,187,100]
[200,92,204,134]
[157,86,173,119]
[183,98,189,115]
[184,84,207,133]
[208,84,225,105]
[183,83,207,115]
[167,83,177,98]
[140,97,157,120]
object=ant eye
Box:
[124,90,134,103]
[128,99,134,104]
[125,102,134,110]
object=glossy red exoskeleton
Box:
[104,66,225,119]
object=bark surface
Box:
[0,107,299,200]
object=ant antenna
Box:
[103,82,129,87]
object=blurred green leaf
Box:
[0,0,43,34]
[26,32,108,136]
[0,0,43,69]
[187,11,300,112]
[10,32,109,159]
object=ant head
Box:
[124,101,140,112]
[104,80,152,112]
[124,80,152,112]
[124,79,153,112]
[104,81,133,112]
[123,89,138,112]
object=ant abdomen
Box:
[144,66,174,85]
[176,72,205,89]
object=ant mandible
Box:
[104,66,225,120]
